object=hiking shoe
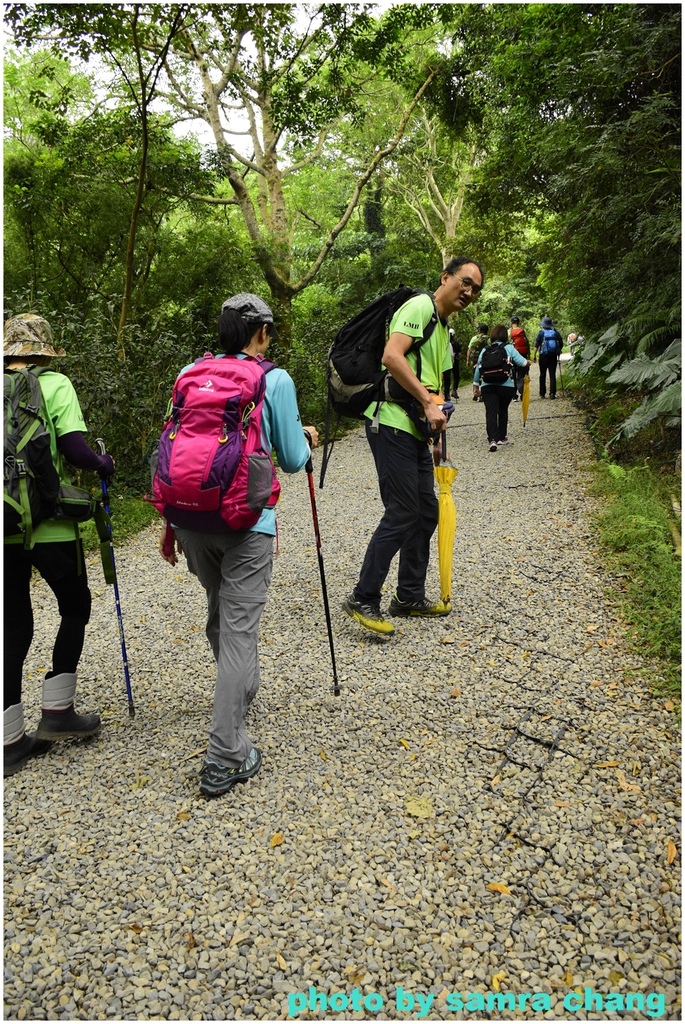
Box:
[497,437,509,446]
[199,747,262,798]
[4,733,52,777]
[343,594,395,636]
[388,594,451,617]
[489,441,498,452]
[550,394,556,400]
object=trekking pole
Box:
[305,455,341,697]
[95,439,135,718]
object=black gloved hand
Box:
[97,454,115,480]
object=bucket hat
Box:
[222,293,279,339]
[3,314,65,358]
[540,316,554,329]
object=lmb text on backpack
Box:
[149,352,280,532]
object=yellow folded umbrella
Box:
[434,435,457,609]
[521,372,530,427]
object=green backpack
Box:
[4,366,113,574]
[4,365,61,547]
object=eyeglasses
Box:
[453,275,483,296]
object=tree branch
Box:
[293,70,437,294]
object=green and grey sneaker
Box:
[388,593,451,617]
[343,594,395,636]
[199,747,262,798]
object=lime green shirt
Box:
[10,371,88,544]
[363,293,451,440]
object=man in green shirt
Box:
[467,324,489,368]
[344,256,484,636]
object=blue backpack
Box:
[541,329,559,355]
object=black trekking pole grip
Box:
[95,439,135,718]
[305,459,341,697]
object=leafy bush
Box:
[590,462,681,695]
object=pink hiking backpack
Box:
[149,353,280,532]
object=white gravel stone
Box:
[4,376,680,1020]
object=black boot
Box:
[36,706,101,741]
[35,673,101,740]
[4,733,52,777]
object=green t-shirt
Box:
[363,293,451,440]
[13,370,88,544]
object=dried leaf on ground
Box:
[491,972,507,991]
[616,769,641,793]
[180,746,206,763]
[270,832,284,847]
[666,840,677,864]
[405,796,433,819]
[486,882,512,895]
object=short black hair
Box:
[443,256,485,286]
[218,307,251,354]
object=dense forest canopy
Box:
[4,3,681,482]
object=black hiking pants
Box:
[4,540,92,708]
[355,421,438,606]
[482,385,514,443]
[538,353,558,397]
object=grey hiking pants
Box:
[175,528,274,768]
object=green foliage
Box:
[80,486,159,552]
[448,2,681,447]
[2,297,207,489]
[589,462,681,695]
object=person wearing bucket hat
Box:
[159,294,318,799]
[533,315,563,399]
[4,313,115,777]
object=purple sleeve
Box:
[57,431,114,475]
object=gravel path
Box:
[4,370,681,1021]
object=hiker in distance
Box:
[508,315,531,401]
[4,314,114,777]
[158,294,318,799]
[467,322,489,369]
[534,315,564,399]
[344,256,484,638]
[473,324,531,451]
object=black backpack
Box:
[479,342,513,385]
[4,365,61,547]
[320,286,439,485]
